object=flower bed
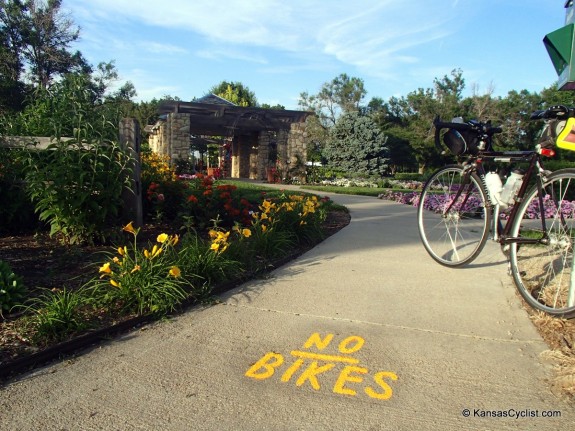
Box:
[0,181,348,379]
[378,189,575,220]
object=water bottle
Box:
[485,172,504,207]
[500,171,524,206]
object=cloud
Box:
[141,42,188,55]
[66,0,479,102]
[196,47,268,64]
[70,0,461,70]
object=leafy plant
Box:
[178,235,240,289]
[19,288,89,342]
[23,137,133,244]
[0,260,27,316]
[0,147,37,232]
[183,175,252,229]
[87,223,190,316]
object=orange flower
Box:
[99,262,112,274]
[123,221,137,235]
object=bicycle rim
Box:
[509,170,575,318]
[417,166,490,267]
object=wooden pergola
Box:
[148,96,312,181]
[157,97,310,136]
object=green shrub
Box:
[178,235,240,289]
[0,260,27,316]
[393,172,423,181]
[87,223,189,316]
[0,148,37,232]
[183,178,252,230]
[541,159,575,172]
[23,138,133,244]
[19,287,89,342]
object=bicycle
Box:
[417,105,575,319]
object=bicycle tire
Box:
[417,165,491,267]
[509,168,575,318]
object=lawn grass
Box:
[300,184,421,197]
[300,185,387,196]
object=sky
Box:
[65,0,567,110]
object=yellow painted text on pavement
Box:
[245,332,398,400]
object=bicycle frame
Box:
[445,149,551,246]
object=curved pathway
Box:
[1,190,572,430]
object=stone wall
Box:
[148,113,190,162]
[286,122,307,183]
[167,113,190,161]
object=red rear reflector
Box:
[540,148,556,157]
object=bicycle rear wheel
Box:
[509,169,575,318]
[417,165,491,267]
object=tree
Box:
[260,102,285,110]
[0,0,88,89]
[3,62,136,140]
[0,0,28,113]
[378,69,466,173]
[365,97,416,174]
[208,81,257,107]
[324,112,388,176]
[299,73,366,127]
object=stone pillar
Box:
[249,133,259,180]
[287,122,308,183]
[237,134,253,179]
[231,136,240,178]
[257,132,271,180]
[168,113,190,162]
[119,118,143,227]
[276,129,289,182]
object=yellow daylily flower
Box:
[99,262,112,274]
[171,235,179,246]
[242,228,252,238]
[110,279,120,288]
[118,246,126,256]
[130,265,141,274]
[151,244,162,258]
[144,249,150,259]
[169,266,181,277]
[123,221,137,235]
[157,233,169,243]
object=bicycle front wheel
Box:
[417,165,491,267]
[509,169,575,318]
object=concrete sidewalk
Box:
[1,191,572,431]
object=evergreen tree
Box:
[324,112,388,176]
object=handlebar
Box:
[433,116,502,152]
[530,105,575,120]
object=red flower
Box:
[187,195,198,203]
